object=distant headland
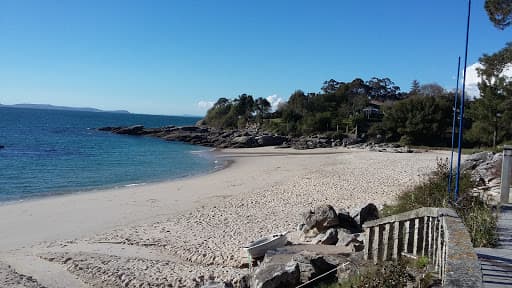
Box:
[0,103,130,114]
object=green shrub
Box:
[381,158,498,248]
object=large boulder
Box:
[0,145,4,149]
[337,210,362,233]
[250,261,300,288]
[291,251,337,283]
[302,204,340,233]
[231,136,257,148]
[357,203,379,226]
[461,152,494,170]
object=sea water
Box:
[0,107,217,202]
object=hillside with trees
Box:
[202,77,462,147]
[202,0,512,149]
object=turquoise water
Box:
[0,107,216,202]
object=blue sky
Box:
[0,0,510,115]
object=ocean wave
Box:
[124,183,146,187]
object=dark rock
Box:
[303,204,339,233]
[312,228,338,245]
[358,203,379,225]
[115,125,145,135]
[180,126,202,132]
[256,135,288,147]
[337,211,362,233]
[250,261,300,288]
[0,145,4,149]
[97,126,120,131]
[291,251,337,283]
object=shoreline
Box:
[0,147,453,287]
[0,148,228,207]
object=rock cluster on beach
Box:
[246,203,377,288]
[98,125,414,152]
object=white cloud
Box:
[463,62,512,98]
[266,94,284,111]
[463,63,483,99]
[197,100,214,110]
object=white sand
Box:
[0,147,451,287]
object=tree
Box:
[485,0,512,29]
[410,80,421,95]
[254,97,271,124]
[366,77,400,101]
[467,77,512,147]
[468,42,512,147]
[383,96,452,145]
[419,83,445,97]
[321,79,342,94]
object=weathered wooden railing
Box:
[363,207,483,287]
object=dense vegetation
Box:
[203,80,467,147]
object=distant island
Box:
[0,103,130,114]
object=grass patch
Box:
[320,259,437,288]
[382,158,498,248]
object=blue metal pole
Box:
[448,57,461,196]
[455,0,471,201]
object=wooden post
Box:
[422,216,428,256]
[427,217,432,257]
[413,218,419,256]
[392,221,399,260]
[403,220,410,253]
[432,218,438,266]
[382,224,390,261]
[436,220,442,271]
[372,226,380,264]
[364,228,371,260]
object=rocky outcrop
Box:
[98,125,289,149]
[298,204,375,252]
[0,145,4,149]
[463,151,503,204]
[348,142,414,153]
[97,124,421,152]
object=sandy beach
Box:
[0,147,451,287]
